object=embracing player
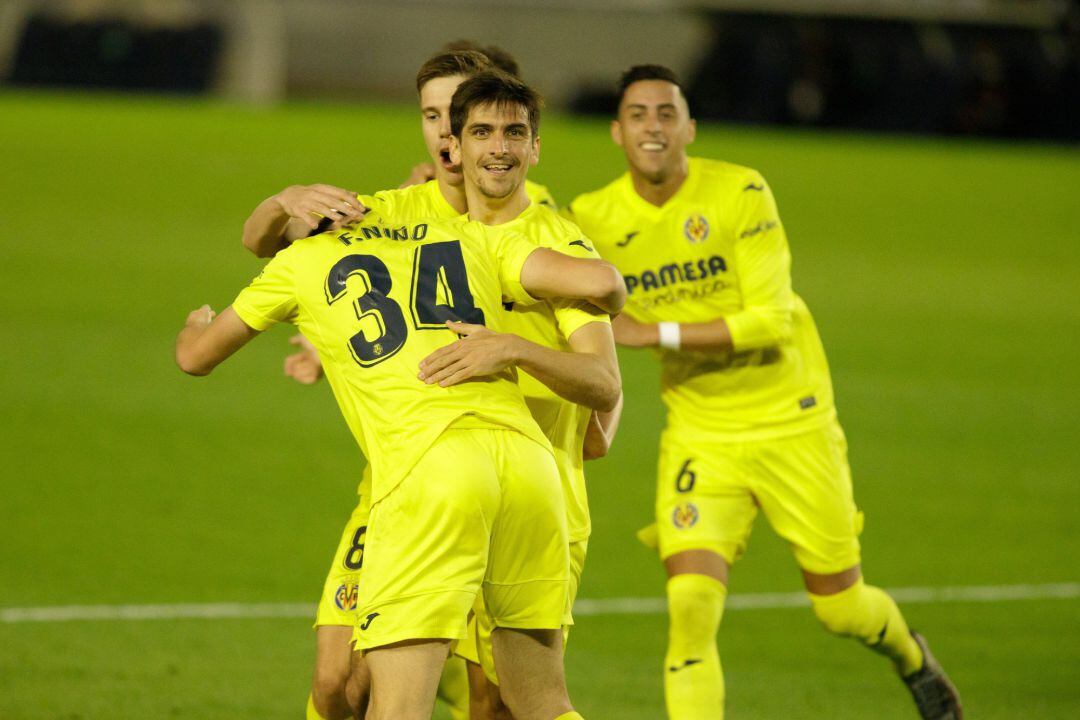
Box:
[241,51,621,719]
[177,159,624,720]
[567,65,962,720]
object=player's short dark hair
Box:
[450,70,542,139]
[442,40,521,78]
[415,49,492,93]
[617,64,688,106]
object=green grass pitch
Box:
[1,91,1078,718]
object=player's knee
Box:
[808,580,883,640]
[666,574,726,652]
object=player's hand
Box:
[185,304,215,329]
[611,313,659,347]
[417,320,519,387]
[283,334,324,385]
[399,162,437,189]
[272,184,367,231]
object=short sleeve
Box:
[492,229,543,306]
[552,299,610,339]
[232,250,300,331]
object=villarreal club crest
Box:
[672,502,700,529]
[334,582,359,611]
[683,214,710,244]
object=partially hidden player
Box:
[566,65,962,720]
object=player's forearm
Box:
[583,393,623,460]
[175,325,216,376]
[627,318,734,354]
[241,196,309,258]
[513,339,621,412]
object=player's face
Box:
[612,80,696,183]
[450,101,539,200]
[419,74,467,186]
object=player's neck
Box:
[436,178,469,215]
[630,157,689,208]
[465,186,530,225]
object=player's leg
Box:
[308,626,357,720]
[464,600,512,720]
[310,494,372,719]
[484,430,579,720]
[365,640,452,719]
[752,422,961,718]
[491,627,573,719]
[655,431,756,720]
[351,428,503,718]
[437,654,471,720]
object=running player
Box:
[566,65,962,720]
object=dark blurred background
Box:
[3,0,1077,141]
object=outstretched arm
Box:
[519,248,626,316]
[242,184,366,258]
[175,306,260,376]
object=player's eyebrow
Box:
[421,105,441,114]
[625,102,678,112]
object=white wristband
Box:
[657,321,681,350]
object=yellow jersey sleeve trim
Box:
[553,300,610,340]
[497,231,543,306]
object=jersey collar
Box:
[621,157,701,219]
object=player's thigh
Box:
[750,421,863,575]
[655,430,757,566]
[354,430,502,650]
[316,496,371,628]
[484,431,569,632]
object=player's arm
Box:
[399,162,436,188]
[519,248,626,316]
[582,393,623,460]
[614,174,793,354]
[417,320,620,412]
[241,184,365,258]
[175,306,260,376]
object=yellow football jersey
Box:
[568,157,835,441]
[496,202,609,543]
[233,216,552,502]
[356,178,555,220]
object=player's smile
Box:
[454,101,539,200]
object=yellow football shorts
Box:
[352,425,570,652]
[315,493,371,627]
[458,539,587,683]
[655,420,863,575]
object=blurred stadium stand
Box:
[1,0,1076,140]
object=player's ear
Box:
[530,135,540,167]
[687,118,697,145]
[610,119,623,148]
[449,135,462,165]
